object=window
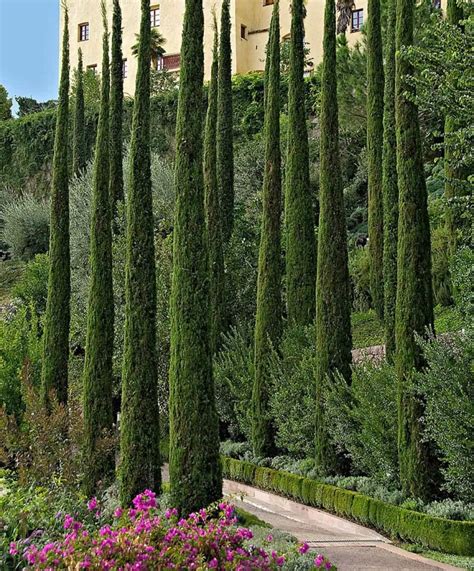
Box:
[351,9,363,32]
[86,64,97,74]
[122,59,128,78]
[241,24,247,40]
[155,54,164,71]
[79,23,90,42]
[432,0,441,8]
[263,0,274,5]
[150,5,161,27]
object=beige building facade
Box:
[63,0,369,94]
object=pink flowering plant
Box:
[12,490,334,570]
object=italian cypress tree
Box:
[82,2,114,497]
[395,0,435,499]
[204,17,225,355]
[217,0,234,243]
[285,0,316,326]
[169,0,222,514]
[367,0,385,320]
[382,0,398,362]
[119,0,161,506]
[315,0,352,474]
[72,48,86,176]
[41,9,71,407]
[252,0,282,458]
[110,0,124,207]
[445,0,466,254]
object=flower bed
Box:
[221,457,474,556]
[10,489,334,570]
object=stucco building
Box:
[62,0,370,93]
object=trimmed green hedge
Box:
[221,456,474,556]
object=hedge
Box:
[221,457,474,556]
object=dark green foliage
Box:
[285,0,316,326]
[382,0,398,362]
[252,1,282,458]
[41,9,71,407]
[217,0,234,243]
[444,0,467,255]
[395,0,435,500]
[72,49,86,176]
[82,3,115,497]
[16,97,56,117]
[221,457,474,556]
[119,0,161,506]
[315,0,352,474]
[169,0,222,514]
[0,84,12,121]
[204,20,225,354]
[367,0,384,320]
[110,0,124,207]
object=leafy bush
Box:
[0,195,50,260]
[12,253,49,315]
[12,490,331,570]
[270,325,317,457]
[424,499,474,522]
[349,248,372,312]
[324,361,399,483]
[214,326,254,441]
[431,226,453,307]
[418,331,474,501]
[451,246,474,323]
[0,305,41,420]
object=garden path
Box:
[224,479,461,571]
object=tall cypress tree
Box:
[382,0,398,362]
[217,0,234,243]
[72,48,86,176]
[251,0,282,458]
[315,0,352,474]
[285,0,316,327]
[110,0,124,207]
[367,0,385,320]
[445,0,466,255]
[119,0,161,506]
[41,8,71,407]
[204,16,225,355]
[82,2,114,497]
[395,0,435,499]
[169,0,222,515]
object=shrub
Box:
[0,305,42,420]
[349,247,372,312]
[424,499,474,522]
[214,325,254,441]
[431,225,453,307]
[0,195,50,260]
[324,361,399,483]
[450,246,474,323]
[12,253,49,315]
[418,331,474,501]
[270,325,317,457]
[13,491,332,570]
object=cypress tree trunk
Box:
[315,0,352,474]
[204,18,225,355]
[395,0,435,499]
[41,9,70,407]
[169,0,222,514]
[72,48,86,176]
[367,0,385,320]
[217,0,234,243]
[110,0,124,207]
[382,0,398,362]
[252,0,282,458]
[119,0,161,506]
[285,0,316,326]
[82,2,114,498]
[445,0,466,255]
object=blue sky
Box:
[0,0,59,109]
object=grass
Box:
[0,260,24,305]
[401,543,474,570]
[352,305,462,349]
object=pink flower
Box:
[114,507,123,518]
[9,542,18,556]
[87,497,98,511]
[208,558,218,568]
[299,542,310,554]
[266,534,274,542]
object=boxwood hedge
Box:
[221,456,474,556]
